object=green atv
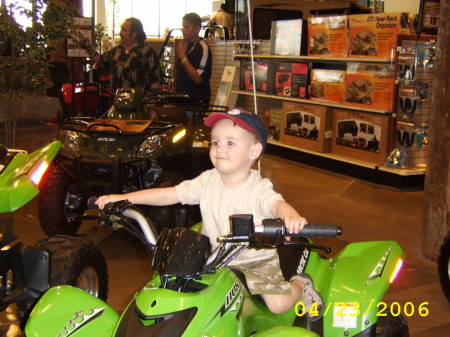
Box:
[38,88,219,236]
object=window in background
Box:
[82,0,92,18]
[99,0,211,38]
[4,0,41,28]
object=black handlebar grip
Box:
[87,196,99,209]
[295,224,342,238]
[262,219,342,242]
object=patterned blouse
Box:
[99,43,161,95]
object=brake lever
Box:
[249,238,332,254]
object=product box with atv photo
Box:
[267,62,309,98]
[270,18,307,56]
[344,62,395,111]
[348,12,411,58]
[310,69,346,104]
[308,15,348,58]
[280,102,332,153]
[331,108,392,165]
[262,108,282,141]
[239,61,269,92]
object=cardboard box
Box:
[268,62,309,98]
[270,19,305,56]
[280,102,332,153]
[344,62,395,111]
[310,69,346,103]
[348,13,411,58]
[239,61,269,92]
[308,15,348,57]
[331,108,392,164]
[263,108,282,141]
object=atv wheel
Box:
[375,314,409,337]
[147,171,199,229]
[38,161,85,235]
[438,232,450,303]
[16,235,108,327]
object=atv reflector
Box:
[389,258,403,283]
[30,161,49,185]
[173,129,187,143]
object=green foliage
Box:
[0,0,81,102]
[93,22,110,52]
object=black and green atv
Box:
[38,88,219,236]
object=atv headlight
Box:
[63,131,80,152]
[138,135,167,155]
[172,129,186,143]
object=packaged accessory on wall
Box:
[385,148,408,168]
[415,42,436,80]
[398,87,418,115]
[415,127,428,148]
[396,129,416,147]
[397,53,416,80]
[396,122,428,149]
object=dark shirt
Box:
[176,39,212,104]
[99,43,160,95]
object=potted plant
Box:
[0,0,80,147]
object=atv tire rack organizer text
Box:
[232,39,427,189]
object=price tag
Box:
[332,303,358,329]
[422,1,440,29]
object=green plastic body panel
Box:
[0,140,61,213]
[25,286,119,337]
[251,326,320,337]
[303,240,405,336]
[25,238,405,336]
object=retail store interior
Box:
[1,0,449,336]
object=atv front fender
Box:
[25,286,119,337]
[317,241,405,337]
[251,326,320,337]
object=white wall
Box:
[384,0,420,14]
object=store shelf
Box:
[232,90,392,114]
[266,140,425,190]
[232,54,394,64]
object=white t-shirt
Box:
[175,168,284,265]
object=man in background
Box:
[176,12,212,106]
[82,17,160,95]
[208,3,235,39]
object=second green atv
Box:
[38,88,218,235]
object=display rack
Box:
[232,89,391,115]
[233,54,393,64]
[231,47,426,189]
[266,140,425,189]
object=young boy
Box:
[96,108,323,317]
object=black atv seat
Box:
[153,106,188,124]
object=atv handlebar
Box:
[216,215,342,249]
[260,218,342,242]
[86,196,158,246]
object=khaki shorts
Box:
[234,254,292,295]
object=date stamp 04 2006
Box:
[295,301,430,329]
